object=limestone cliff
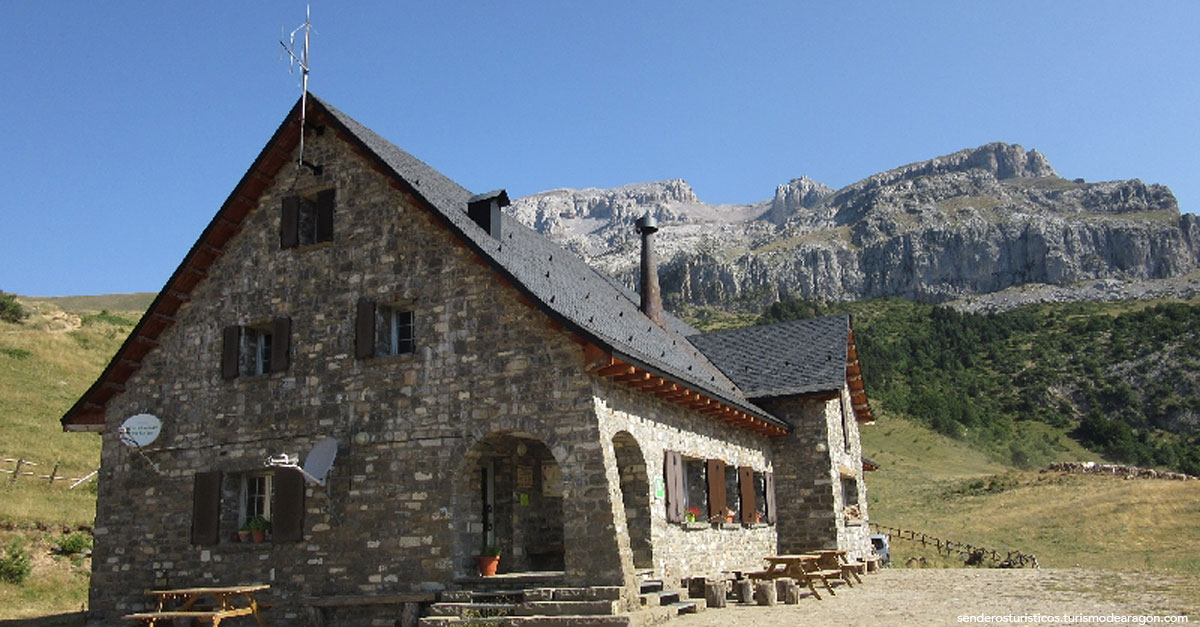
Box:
[507,143,1200,310]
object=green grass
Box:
[27,293,154,313]
[0,528,91,621]
[0,299,135,527]
[861,412,1200,573]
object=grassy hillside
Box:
[29,293,155,313]
[751,297,1200,474]
[860,411,1200,573]
[0,296,138,618]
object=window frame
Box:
[239,471,274,528]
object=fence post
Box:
[9,459,21,485]
[48,462,59,485]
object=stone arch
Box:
[612,431,653,569]
[451,430,566,576]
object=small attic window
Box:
[281,188,335,249]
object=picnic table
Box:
[747,554,839,600]
[814,549,864,585]
[122,584,269,626]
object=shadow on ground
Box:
[0,615,86,627]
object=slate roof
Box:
[316,98,779,426]
[688,315,851,399]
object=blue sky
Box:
[3,2,1197,297]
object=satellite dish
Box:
[302,437,338,486]
[119,414,162,447]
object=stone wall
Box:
[762,385,871,560]
[88,127,628,623]
[592,378,778,586]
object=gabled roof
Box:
[61,95,790,434]
[688,315,875,423]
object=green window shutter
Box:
[191,471,221,545]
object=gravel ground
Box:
[671,569,1197,626]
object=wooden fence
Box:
[1,457,97,489]
[871,523,1038,568]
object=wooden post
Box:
[48,463,59,485]
[735,579,753,604]
[705,581,726,608]
[10,459,21,485]
[783,579,802,604]
[755,581,776,606]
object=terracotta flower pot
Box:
[251,530,266,543]
[477,555,500,577]
[237,530,252,543]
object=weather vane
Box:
[281,5,313,173]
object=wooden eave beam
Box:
[596,363,635,378]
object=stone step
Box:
[512,601,621,617]
[665,599,705,615]
[419,615,633,627]
[426,602,517,618]
[638,580,664,595]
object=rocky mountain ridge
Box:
[507,143,1200,310]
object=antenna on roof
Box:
[280,5,318,176]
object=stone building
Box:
[62,95,876,624]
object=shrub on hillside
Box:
[0,538,33,584]
[0,290,26,323]
[56,532,93,556]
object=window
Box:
[753,470,777,525]
[683,457,707,521]
[243,326,272,376]
[222,318,291,379]
[842,477,861,521]
[190,468,307,546]
[356,298,414,359]
[380,306,414,356]
[241,472,273,526]
[281,189,335,249]
[724,466,740,522]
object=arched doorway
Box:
[612,431,652,569]
[455,432,565,575]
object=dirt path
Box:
[672,569,1198,626]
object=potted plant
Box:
[725,508,736,524]
[236,522,252,543]
[477,544,501,576]
[246,516,271,543]
[685,507,700,523]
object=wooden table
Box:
[814,549,863,585]
[747,554,838,600]
[122,584,269,626]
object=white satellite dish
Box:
[302,437,338,486]
[119,414,162,447]
[266,437,338,486]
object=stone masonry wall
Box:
[592,378,778,586]
[762,385,872,561]
[88,127,628,624]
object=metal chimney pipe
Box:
[636,213,666,328]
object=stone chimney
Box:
[636,213,666,327]
[467,189,510,239]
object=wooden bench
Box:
[122,607,253,625]
[301,592,436,627]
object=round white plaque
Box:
[120,413,162,447]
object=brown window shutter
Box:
[765,472,777,524]
[663,450,682,523]
[315,189,335,243]
[221,325,241,380]
[739,466,756,524]
[281,196,300,249]
[706,459,726,522]
[271,317,291,373]
[355,298,376,359]
[272,467,305,543]
[191,471,221,545]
